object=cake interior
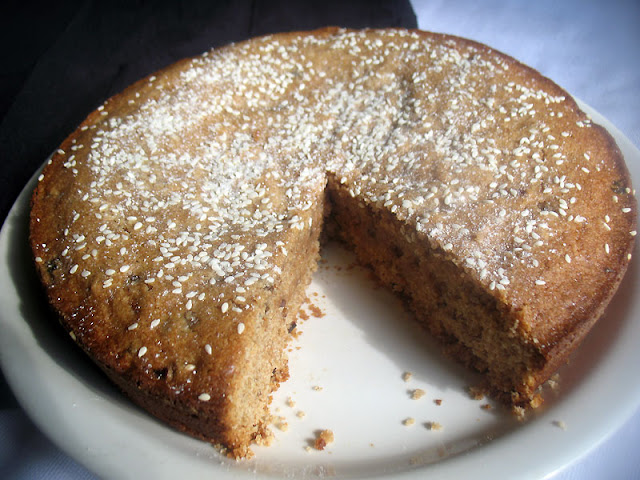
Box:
[220,197,325,455]
[324,175,546,406]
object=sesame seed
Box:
[198,393,211,401]
[205,344,212,355]
[605,243,610,254]
[535,279,546,286]
[128,323,139,330]
[150,319,161,329]
[221,302,229,313]
[237,323,245,334]
[105,269,116,276]
[138,346,148,357]
[120,265,130,273]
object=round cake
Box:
[29,28,637,458]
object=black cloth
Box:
[0,0,417,227]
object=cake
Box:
[29,28,637,458]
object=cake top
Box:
[31,28,636,382]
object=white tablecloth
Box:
[1,1,638,478]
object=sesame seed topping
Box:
[138,346,148,357]
[237,323,245,334]
[205,344,212,355]
[198,393,211,401]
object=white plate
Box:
[1,102,638,480]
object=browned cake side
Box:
[30,27,636,457]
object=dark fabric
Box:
[0,0,417,226]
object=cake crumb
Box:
[426,421,443,431]
[312,385,323,391]
[434,399,442,406]
[553,420,567,431]
[254,428,275,447]
[467,386,485,400]
[547,373,561,391]
[481,403,492,411]
[314,430,334,450]
[286,396,296,408]
[296,410,306,419]
[402,372,413,382]
[273,416,289,432]
[402,417,416,426]
[308,303,324,318]
[529,393,544,409]
[411,388,426,400]
[512,405,526,421]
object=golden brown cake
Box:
[29,27,637,457]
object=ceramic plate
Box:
[1,102,638,479]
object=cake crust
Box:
[30,27,636,456]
